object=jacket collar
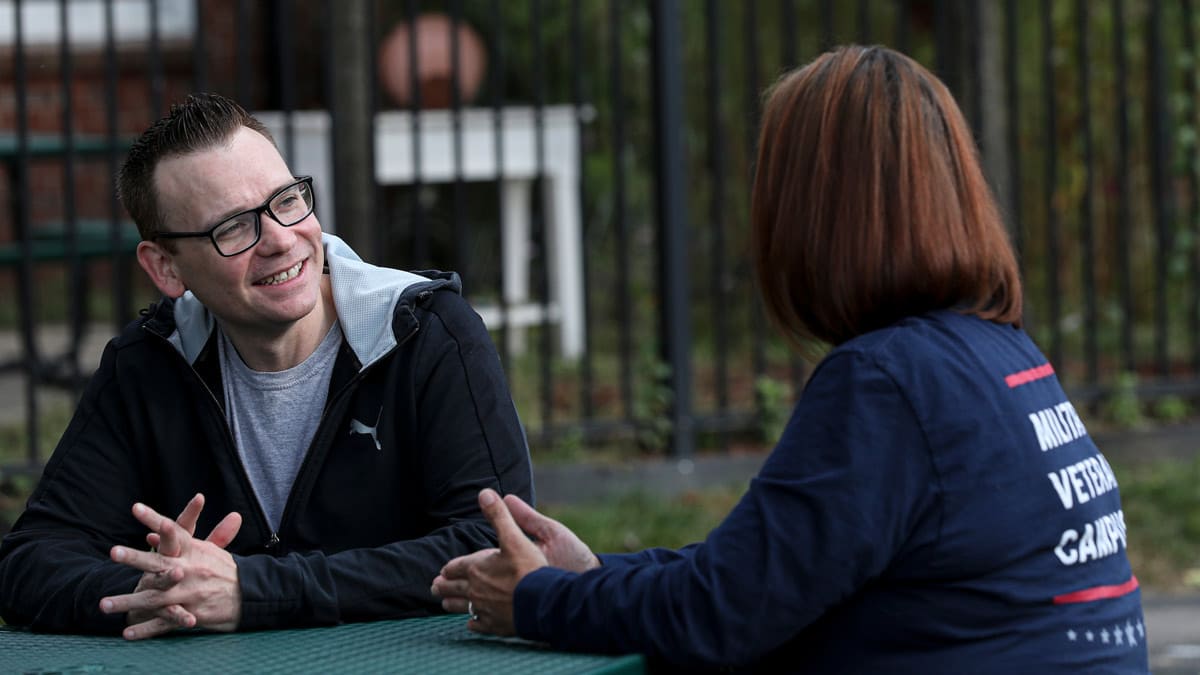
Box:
[144,233,461,371]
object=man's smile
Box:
[255,260,304,286]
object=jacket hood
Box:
[155,233,460,370]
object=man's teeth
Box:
[259,261,302,285]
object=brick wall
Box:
[0,0,262,238]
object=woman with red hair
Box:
[433,45,1147,673]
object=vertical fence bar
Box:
[490,0,512,372]
[1114,0,1135,373]
[1077,0,1098,385]
[275,0,296,163]
[895,0,910,56]
[744,1,767,388]
[609,0,633,422]
[193,0,207,91]
[405,0,427,266]
[705,0,729,448]
[368,0,383,259]
[532,0,553,434]
[819,0,834,51]
[1147,0,1172,377]
[651,0,694,458]
[237,0,252,107]
[1183,0,1200,371]
[329,0,373,252]
[12,0,40,462]
[967,0,982,150]
[148,0,163,117]
[570,0,594,420]
[857,0,870,43]
[450,0,468,290]
[781,0,797,67]
[1041,0,1063,368]
[935,0,950,82]
[58,0,84,394]
[1005,0,1023,269]
[104,0,124,335]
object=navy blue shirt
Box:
[514,311,1148,673]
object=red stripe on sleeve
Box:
[1052,576,1139,604]
[1005,363,1055,388]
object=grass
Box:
[541,486,745,553]
[1113,456,1200,590]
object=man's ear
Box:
[136,240,187,298]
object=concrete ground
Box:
[1,325,1198,669]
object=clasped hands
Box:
[431,488,600,636]
[99,493,243,640]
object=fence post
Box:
[328,0,374,251]
[650,0,694,459]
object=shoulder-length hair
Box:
[751,45,1022,347]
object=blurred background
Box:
[0,2,1199,657]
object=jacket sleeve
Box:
[597,544,702,568]
[235,290,534,629]
[511,351,939,668]
[0,341,148,634]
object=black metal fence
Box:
[1,0,1198,470]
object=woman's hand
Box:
[431,488,599,635]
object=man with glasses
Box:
[0,93,533,638]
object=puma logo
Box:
[349,408,382,450]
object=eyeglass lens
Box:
[211,180,313,256]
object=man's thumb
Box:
[479,488,527,551]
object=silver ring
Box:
[468,600,479,621]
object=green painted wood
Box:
[0,615,645,674]
[0,220,140,266]
[0,134,133,158]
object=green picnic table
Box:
[0,615,645,674]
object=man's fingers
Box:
[130,502,170,534]
[122,616,180,641]
[441,597,470,614]
[206,511,243,549]
[431,577,470,600]
[110,545,177,575]
[162,603,197,629]
[137,567,184,591]
[101,587,170,615]
[478,489,530,553]
[503,494,559,542]
[175,493,205,537]
[438,548,498,581]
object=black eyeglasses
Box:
[152,176,315,257]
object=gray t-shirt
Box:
[219,321,342,531]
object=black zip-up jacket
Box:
[0,235,533,633]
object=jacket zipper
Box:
[273,319,422,539]
[143,326,279,550]
[144,291,429,550]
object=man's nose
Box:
[255,213,298,253]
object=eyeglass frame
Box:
[150,175,316,257]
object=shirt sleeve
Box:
[512,350,940,668]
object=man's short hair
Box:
[751,45,1023,348]
[118,93,277,241]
